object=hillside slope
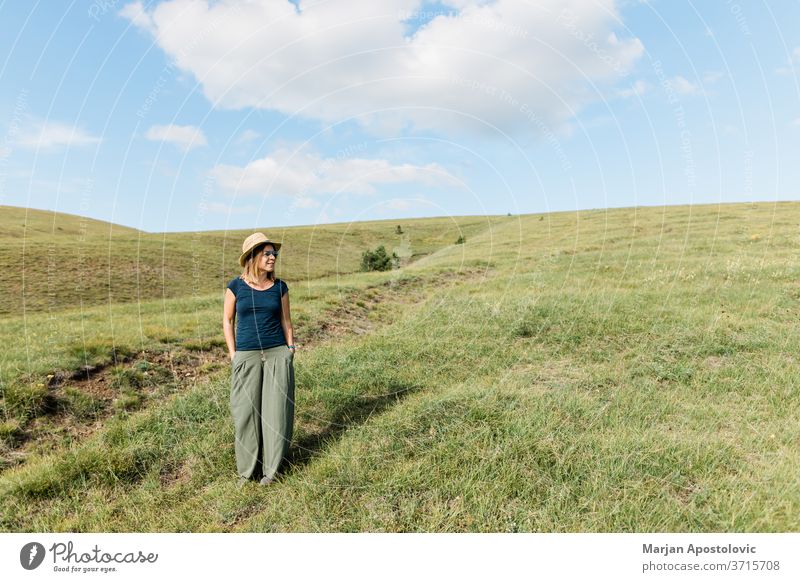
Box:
[1,201,798,532]
[0,207,508,315]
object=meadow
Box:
[0,202,797,531]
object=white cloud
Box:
[16,119,101,150]
[669,75,701,96]
[616,79,648,98]
[235,129,261,145]
[775,47,800,76]
[0,145,11,159]
[121,0,644,136]
[662,72,720,98]
[119,1,155,34]
[792,118,800,127]
[145,124,207,151]
[211,147,462,197]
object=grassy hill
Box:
[0,205,505,315]
[0,201,798,532]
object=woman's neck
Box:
[247,274,270,285]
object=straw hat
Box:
[239,232,282,267]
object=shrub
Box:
[395,225,403,234]
[456,235,465,244]
[360,245,399,272]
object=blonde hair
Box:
[240,244,276,285]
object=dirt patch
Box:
[675,480,702,505]
[703,355,727,370]
[303,268,487,344]
[159,458,194,487]
[1,345,228,471]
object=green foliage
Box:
[360,245,399,272]
[455,235,465,244]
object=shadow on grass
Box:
[281,381,420,476]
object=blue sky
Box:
[1,0,799,233]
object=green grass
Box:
[0,202,798,531]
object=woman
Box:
[223,232,296,487]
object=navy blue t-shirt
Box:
[227,277,289,350]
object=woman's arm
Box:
[280,291,295,351]
[223,288,237,360]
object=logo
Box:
[20,542,46,570]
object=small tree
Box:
[455,235,465,244]
[395,225,403,234]
[360,245,399,271]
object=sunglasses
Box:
[259,249,279,257]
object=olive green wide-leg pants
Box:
[230,345,295,481]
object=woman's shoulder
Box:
[226,276,242,292]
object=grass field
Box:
[0,202,798,532]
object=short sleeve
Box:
[279,279,288,297]
[226,277,239,297]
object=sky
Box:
[0,0,799,233]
